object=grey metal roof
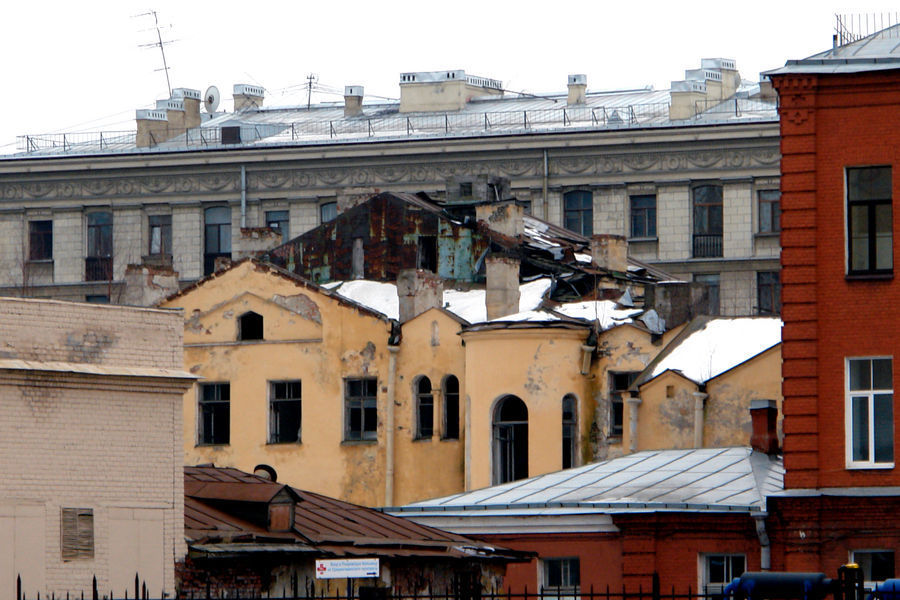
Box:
[393,447,783,515]
[766,23,900,76]
[10,85,777,158]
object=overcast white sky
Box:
[0,1,889,153]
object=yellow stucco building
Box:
[162,260,782,507]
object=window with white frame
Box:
[269,381,301,444]
[852,550,895,589]
[542,557,580,597]
[847,357,894,467]
[701,554,745,595]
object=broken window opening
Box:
[415,376,434,439]
[238,311,264,341]
[417,235,438,272]
[270,380,301,444]
[443,375,460,440]
[493,395,528,484]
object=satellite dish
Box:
[204,86,220,113]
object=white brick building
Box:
[0,298,193,597]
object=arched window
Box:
[562,395,577,469]
[493,396,528,484]
[443,375,460,440]
[415,376,434,439]
[238,311,263,341]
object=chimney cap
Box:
[750,399,777,411]
[156,98,184,111]
[671,79,706,93]
[172,88,201,100]
[136,109,167,121]
[701,58,736,71]
[568,74,587,86]
[344,85,364,97]
[233,84,264,97]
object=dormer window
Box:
[238,311,263,341]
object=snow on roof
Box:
[649,317,782,384]
[395,447,783,514]
[328,278,553,324]
[553,300,642,331]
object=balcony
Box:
[692,234,723,258]
[85,256,112,281]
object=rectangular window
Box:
[543,557,580,594]
[848,166,892,275]
[204,206,232,276]
[270,381,301,443]
[694,273,721,315]
[266,210,290,240]
[320,201,337,224]
[417,235,437,272]
[630,195,657,239]
[443,376,460,440]
[29,220,53,261]
[758,189,781,234]
[86,212,113,281]
[757,271,781,315]
[692,185,723,258]
[199,383,230,445]
[61,508,94,560]
[702,554,745,595]
[847,357,893,467]
[609,372,638,437]
[345,378,377,441]
[148,215,172,256]
[564,191,593,237]
[852,550,896,589]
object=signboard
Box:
[315,558,380,579]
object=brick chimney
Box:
[156,98,185,134]
[590,234,628,273]
[173,88,202,129]
[344,86,364,117]
[485,254,520,320]
[233,84,264,111]
[135,109,169,148]
[749,399,779,455]
[475,201,524,238]
[567,74,587,106]
[397,269,444,323]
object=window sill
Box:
[26,258,54,264]
[196,443,230,448]
[440,437,460,442]
[628,237,658,243]
[754,231,780,238]
[845,272,894,282]
[267,440,302,446]
[413,436,434,442]
[341,439,377,445]
[846,462,895,470]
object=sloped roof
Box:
[393,447,783,517]
[766,23,900,75]
[184,466,526,561]
[634,316,782,387]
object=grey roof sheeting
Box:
[392,447,783,516]
[766,23,900,75]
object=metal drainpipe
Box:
[754,514,771,570]
[240,165,247,228]
[384,345,400,506]
[542,149,549,220]
[692,391,708,448]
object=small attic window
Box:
[238,311,264,341]
[221,126,241,144]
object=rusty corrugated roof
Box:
[184,466,528,561]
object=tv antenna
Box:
[136,10,176,97]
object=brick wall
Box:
[0,297,182,369]
[774,70,900,488]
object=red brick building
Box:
[766,24,900,584]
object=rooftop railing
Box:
[15,97,776,155]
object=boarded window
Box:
[61,508,94,560]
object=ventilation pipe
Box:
[692,391,708,448]
[240,165,247,228]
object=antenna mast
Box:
[137,10,175,97]
[306,73,318,110]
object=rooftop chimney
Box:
[397,269,444,322]
[135,109,169,148]
[123,264,180,307]
[233,84,265,111]
[476,200,524,238]
[344,86,364,117]
[485,253,520,320]
[567,74,587,106]
[156,98,185,134]
[590,234,628,273]
[173,88,202,129]
[399,70,502,113]
[749,399,780,455]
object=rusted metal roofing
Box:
[184,466,527,561]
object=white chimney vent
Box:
[136,109,167,121]
[172,88,201,101]
[233,84,264,97]
[155,98,184,111]
[344,86,364,97]
[568,74,587,86]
